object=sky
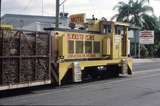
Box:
[1,0,160,20]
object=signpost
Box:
[139,31,154,44]
[69,13,86,28]
[138,30,154,58]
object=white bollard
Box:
[73,62,82,82]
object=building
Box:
[2,14,69,31]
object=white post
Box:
[138,43,141,58]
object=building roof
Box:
[2,14,68,29]
[2,14,55,19]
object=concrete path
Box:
[133,58,160,63]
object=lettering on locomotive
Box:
[67,33,94,40]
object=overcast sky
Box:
[1,0,160,20]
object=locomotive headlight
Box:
[122,59,127,62]
[97,66,104,70]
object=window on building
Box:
[68,40,74,53]
[94,41,100,53]
[85,41,92,53]
[76,41,83,53]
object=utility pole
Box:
[56,0,59,28]
[0,0,1,28]
[42,0,44,16]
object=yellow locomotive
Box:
[51,19,133,85]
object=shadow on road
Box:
[0,85,54,98]
[0,76,128,98]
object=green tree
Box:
[112,0,154,29]
[113,0,160,58]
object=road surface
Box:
[0,59,160,106]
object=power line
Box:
[0,0,1,27]
[1,0,54,17]
[42,0,44,16]
[60,0,67,6]
[23,0,44,16]
[22,0,33,11]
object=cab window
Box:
[103,25,112,34]
[94,41,100,53]
[115,26,125,35]
[115,26,121,35]
[68,40,74,53]
[76,41,83,53]
[85,41,92,53]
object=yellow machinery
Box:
[0,24,13,30]
[51,19,133,85]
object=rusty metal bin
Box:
[0,29,51,91]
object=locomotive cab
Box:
[51,19,132,85]
[87,20,129,59]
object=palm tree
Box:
[112,0,154,29]
[112,0,133,22]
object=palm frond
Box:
[141,6,153,13]
[112,0,155,30]
[111,14,119,21]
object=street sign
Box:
[139,31,154,44]
[128,30,134,38]
[69,13,86,25]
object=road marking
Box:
[134,68,160,74]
